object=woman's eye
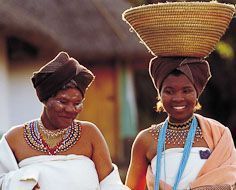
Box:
[183,89,188,93]
[164,89,173,94]
[75,102,83,109]
[57,100,67,104]
[183,88,192,94]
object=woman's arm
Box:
[125,130,150,190]
[89,123,113,182]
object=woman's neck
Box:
[40,112,56,131]
[168,115,194,129]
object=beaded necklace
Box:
[168,115,194,130]
[38,120,68,137]
[154,116,198,190]
[24,119,81,155]
[149,117,203,145]
[38,120,69,148]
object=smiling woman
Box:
[122,1,236,190]
[158,70,198,123]
[125,57,236,190]
[0,51,130,190]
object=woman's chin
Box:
[169,112,192,123]
[58,118,74,128]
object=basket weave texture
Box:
[122,2,235,58]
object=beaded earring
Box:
[156,100,165,112]
[194,99,202,112]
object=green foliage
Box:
[215,41,234,60]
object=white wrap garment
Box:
[0,136,129,190]
[148,147,210,190]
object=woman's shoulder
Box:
[6,119,41,139]
[76,120,99,131]
[5,121,32,150]
[5,124,25,140]
[133,123,163,149]
[75,120,104,139]
[136,122,163,138]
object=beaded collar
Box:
[168,115,194,130]
[24,119,81,155]
[149,117,203,145]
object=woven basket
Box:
[122,2,235,58]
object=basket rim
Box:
[122,1,236,16]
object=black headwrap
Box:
[149,57,212,97]
[32,51,95,102]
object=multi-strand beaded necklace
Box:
[24,119,81,155]
[149,116,203,145]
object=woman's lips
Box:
[173,106,186,110]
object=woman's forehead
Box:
[162,74,194,87]
[55,88,83,99]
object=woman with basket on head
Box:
[122,2,236,190]
[0,51,130,190]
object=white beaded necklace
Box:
[38,119,69,137]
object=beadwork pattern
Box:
[24,119,81,155]
[38,120,68,137]
[168,116,194,130]
[149,122,203,145]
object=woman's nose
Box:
[64,103,77,113]
[172,92,184,101]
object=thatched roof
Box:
[0,0,149,62]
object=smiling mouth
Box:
[173,106,186,110]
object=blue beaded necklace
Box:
[154,115,198,190]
